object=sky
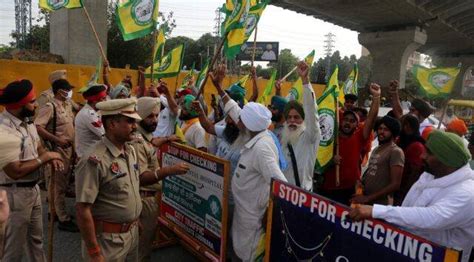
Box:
[0,0,362,61]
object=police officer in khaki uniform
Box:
[35,79,79,232]
[133,97,189,261]
[0,79,64,262]
[37,69,81,112]
[75,98,173,262]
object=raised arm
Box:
[249,67,258,102]
[297,61,320,144]
[275,80,282,97]
[363,83,381,140]
[159,81,179,116]
[388,80,403,119]
[136,66,146,98]
[192,100,216,135]
[102,60,111,90]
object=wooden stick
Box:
[251,26,258,67]
[335,96,340,187]
[280,66,297,82]
[48,169,56,262]
[195,34,227,100]
[150,29,157,82]
[82,5,110,72]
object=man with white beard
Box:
[280,61,320,191]
[208,64,288,262]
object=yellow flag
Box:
[316,66,339,173]
[413,65,461,98]
[39,0,83,11]
[288,50,315,103]
[116,0,159,41]
[175,123,186,143]
[257,69,277,105]
[153,26,166,63]
[145,44,184,79]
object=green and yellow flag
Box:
[145,44,185,79]
[153,26,166,63]
[180,62,195,88]
[195,59,210,89]
[316,66,339,173]
[339,63,358,105]
[79,57,102,93]
[223,0,268,59]
[412,65,461,98]
[257,69,277,105]
[39,0,83,11]
[115,0,159,41]
[288,50,315,103]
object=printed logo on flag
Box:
[156,54,172,71]
[343,77,354,94]
[429,71,452,90]
[319,108,335,146]
[244,14,258,37]
[132,0,155,26]
[47,0,68,10]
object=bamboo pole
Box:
[150,30,157,82]
[48,169,56,262]
[82,5,110,72]
[335,96,340,187]
[195,35,227,100]
[280,66,297,82]
[250,26,258,67]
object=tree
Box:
[268,48,299,81]
[9,9,50,52]
[107,2,176,68]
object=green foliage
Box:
[10,9,50,52]
[267,48,299,81]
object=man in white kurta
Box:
[224,100,288,261]
[350,130,474,262]
[281,61,320,191]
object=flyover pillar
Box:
[49,0,107,66]
[359,27,427,89]
[432,55,474,98]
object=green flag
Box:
[412,65,461,98]
[115,0,159,41]
[288,50,315,102]
[153,26,166,63]
[257,69,277,105]
[339,63,358,105]
[196,59,210,89]
[315,66,339,173]
[145,44,185,79]
[79,57,102,93]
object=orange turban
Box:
[447,118,468,136]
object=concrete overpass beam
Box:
[432,55,474,97]
[50,0,107,65]
[358,27,427,89]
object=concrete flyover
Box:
[271,0,474,93]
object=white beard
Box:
[281,123,305,147]
[230,128,252,150]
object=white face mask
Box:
[67,90,73,100]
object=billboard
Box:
[236,41,279,62]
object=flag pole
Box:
[48,169,56,262]
[437,99,451,129]
[280,66,297,82]
[335,96,340,187]
[82,5,110,72]
[195,33,227,100]
[251,26,258,67]
[150,29,157,84]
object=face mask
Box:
[67,90,73,100]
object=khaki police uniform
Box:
[75,98,143,261]
[131,126,161,261]
[35,98,75,222]
[0,111,46,262]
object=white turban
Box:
[240,102,272,132]
[137,97,161,119]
